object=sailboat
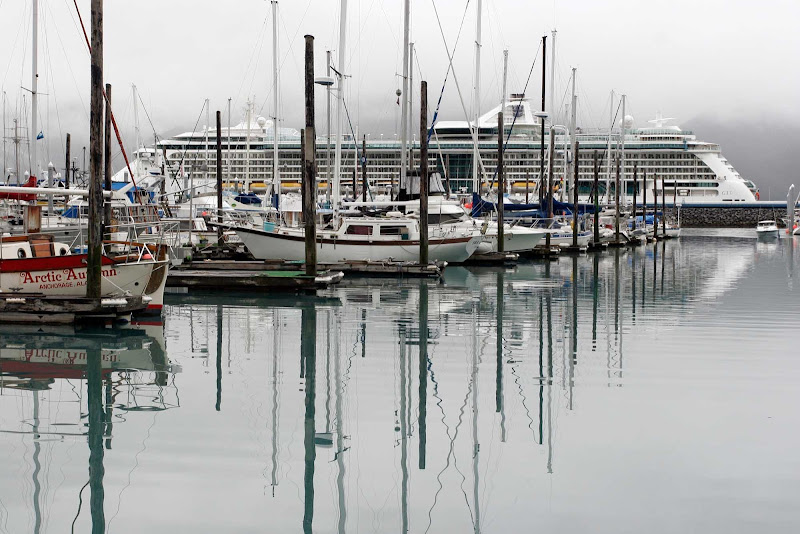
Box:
[232,0,480,264]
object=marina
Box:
[1,0,799,531]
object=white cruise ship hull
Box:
[235,227,481,263]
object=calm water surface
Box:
[1,232,799,533]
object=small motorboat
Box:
[756,220,779,239]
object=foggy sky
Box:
[1,0,798,197]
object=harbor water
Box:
[1,231,799,532]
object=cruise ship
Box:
[117,95,758,206]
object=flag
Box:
[36,131,44,140]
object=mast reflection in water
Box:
[1,232,799,532]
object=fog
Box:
[1,0,797,198]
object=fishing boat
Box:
[0,233,169,315]
[756,220,779,239]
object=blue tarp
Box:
[470,193,599,217]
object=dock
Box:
[0,294,149,324]
[166,268,344,292]
[174,259,446,278]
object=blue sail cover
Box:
[470,193,598,218]
[470,193,541,217]
[233,192,263,206]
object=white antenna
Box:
[647,112,676,129]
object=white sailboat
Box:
[232,0,479,264]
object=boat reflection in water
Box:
[0,324,178,534]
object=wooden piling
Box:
[303,35,317,277]
[86,0,103,300]
[661,175,667,236]
[632,161,638,237]
[103,83,112,239]
[497,111,504,252]
[418,282,428,468]
[643,170,648,237]
[535,34,546,205]
[64,133,71,189]
[593,150,600,245]
[614,155,621,245]
[419,80,429,264]
[301,303,317,533]
[546,126,555,249]
[216,110,223,244]
[361,135,367,202]
[572,141,579,247]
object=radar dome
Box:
[256,116,267,128]
[623,115,634,129]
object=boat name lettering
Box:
[18,267,119,287]
[23,349,119,364]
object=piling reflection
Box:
[0,324,177,533]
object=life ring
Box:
[755,191,760,200]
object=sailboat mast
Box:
[399,0,409,202]
[410,42,416,166]
[205,98,210,188]
[568,68,577,200]
[333,0,348,224]
[227,97,231,190]
[31,0,39,176]
[472,0,483,194]
[621,94,626,207]
[2,91,6,180]
[549,29,556,126]
[272,0,280,206]
[132,84,141,178]
[245,100,251,192]
[326,50,332,203]
[606,90,614,204]
[500,50,508,196]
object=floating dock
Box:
[175,259,445,278]
[166,268,344,292]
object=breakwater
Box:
[656,202,791,228]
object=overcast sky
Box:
[1,0,798,193]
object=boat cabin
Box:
[0,234,71,259]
